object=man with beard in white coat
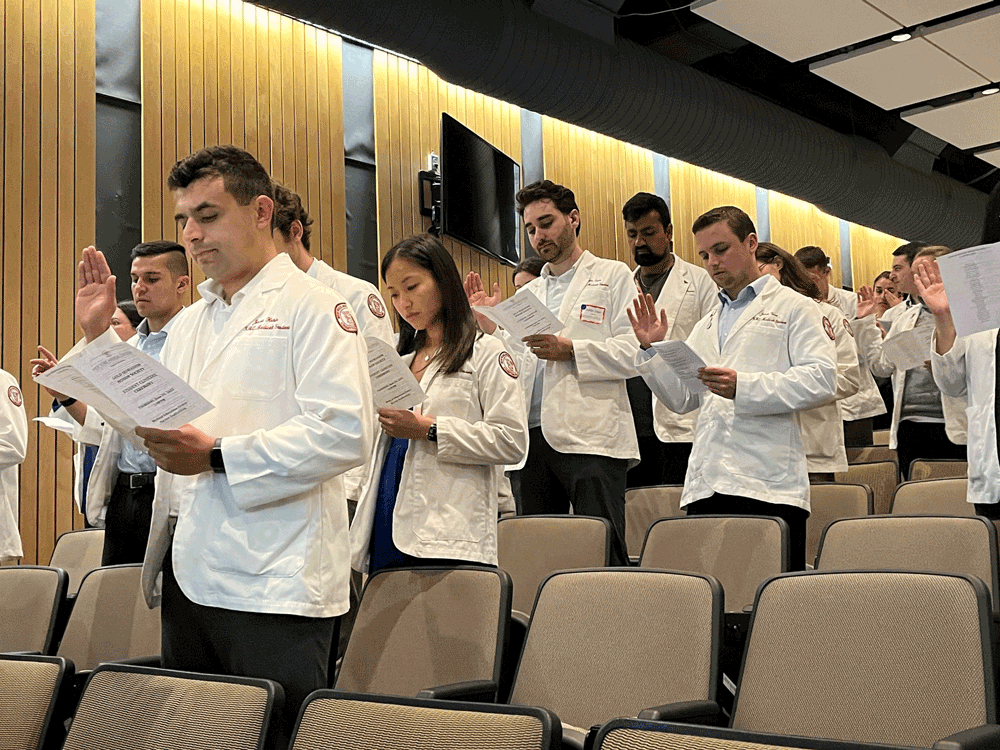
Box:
[74,145,373,747]
[621,192,716,487]
[628,206,837,570]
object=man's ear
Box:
[290,220,304,243]
[255,195,275,228]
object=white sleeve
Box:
[0,374,28,470]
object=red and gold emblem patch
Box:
[367,293,386,319]
[335,302,358,334]
[498,351,518,379]
[843,319,854,337]
[7,385,22,407]
[822,316,836,341]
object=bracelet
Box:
[58,397,78,408]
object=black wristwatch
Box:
[426,423,438,443]
[210,438,226,473]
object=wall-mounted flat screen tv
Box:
[440,113,521,267]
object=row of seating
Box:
[625,473,973,563]
[4,565,996,750]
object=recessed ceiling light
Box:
[890,33,912,42]
[982,87,1000,96]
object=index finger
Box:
[37,344,58,362]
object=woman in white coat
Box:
[351,235,527,575]
[755,243,861,480]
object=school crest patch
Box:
[822,316,836,341]
[843,319,854,337]
[7,385,22,407]
[335,302,358,334]
[367,293,387,318]
[498,351,518,379]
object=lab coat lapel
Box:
[559,251,596,322]
[721,276,773,352]
[653,258,688,332]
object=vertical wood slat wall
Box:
[2,0,95,564]
[141,0,346,303]
[541,116,655,265]
[851,225,906,292]
[373,52,523,305]
[769,191,844,288]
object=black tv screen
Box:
[440,113,521,267]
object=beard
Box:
[633,249,665,267]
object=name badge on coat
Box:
[579,304,606,325]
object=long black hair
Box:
[381,234,479,375]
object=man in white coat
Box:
[0,368,27,563]
[628,206,837,570]
[74,146,373,746]
[621,192,716,487]
[493,180,640,564]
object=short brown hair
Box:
[516,180,581,236]
[913,245,953,261]
[167,145,274,219]
[272,184,314,251]
[795,246,830,270]
[691,206,755,241]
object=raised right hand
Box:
[627,292,670,349]
[856,286,877,319]
[76,246,117,342]
[30,345,68,400]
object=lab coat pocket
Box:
[413,468,488,543]
[744,327,784,369]
[203,478,309,577]
[433,371,477,422]
[222,334,289,401]
[727,412,791,483]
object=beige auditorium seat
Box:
[806,483,872,568]
[0,565,67,654]
[290,691,559,750]
[49,528,105,596]
[909,459,968,481]
[890,478,973,516]
[623,484,683,559]
[0,654,73,750]
[834,460,897,514]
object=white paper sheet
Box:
[473,289,562,339]
[35,342,214,449]
[366,337,426,409]
[649,340,709,393]
[881,326,934,371]
[937,242,1000,338]
[33,416,75,434]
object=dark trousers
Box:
[626,437,693,488]
[895,420,967,481]
[686,493,810,571]
[843,417,874,448]
[161,549,338,749]
[102,476,155,565]
[515,427,628,565]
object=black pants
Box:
[626,437,692,488]
[895,420,967,481]
[843,417,874,448]
[161,549,338,750]
[102,475,155,565]
[515,427,628,565]
[686,493,810,571]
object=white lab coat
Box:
[824,285,886,421]
[0,368,27,561]
[931,329,997,507]
[636,275,837,511]
[502,251,640,467]
[798,301,861,473]
[351,334,527,572]
[865,301,967,449]
[306,258,395,504]
[80,254,374,617]
[641,255,718,443]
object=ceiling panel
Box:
[924,7,1000,82]
[810,37,989,110]
[867,0,985,27]
[976,147,1000,169]
[690,0,900,62]
[902,94,1000,150]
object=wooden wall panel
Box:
[540,116,655,265]
[668,158,757,267]
[851,224,906,292]
[373,54,522,307]
[142,0,347,303]
[0,0,95,563]
[768,190,844,288]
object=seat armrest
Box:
[560,724,588,750]
[933,725,1000,750]
[112,655,162,668]
[511,610,531,630]
[637,700,725,725]
[416,680,498,702]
